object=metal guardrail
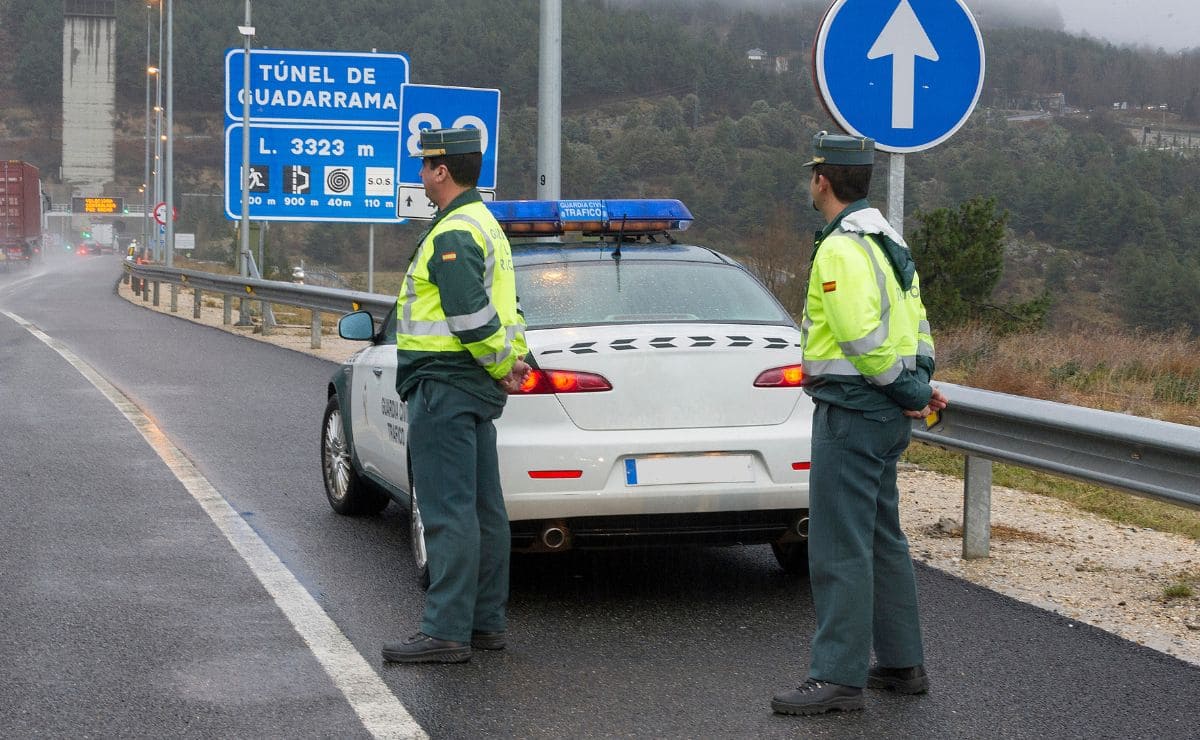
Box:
[125,263,1200,557]
[124,261,392,348]
[914,383,1200,557]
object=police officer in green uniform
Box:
[772,132,948,715]
[382,128,531,664]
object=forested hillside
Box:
[1,0,1198,334]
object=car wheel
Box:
[407,470,431,591]
[771,540,810,575]
[321,394,388,515]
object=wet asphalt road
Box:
[1,254,1197,739]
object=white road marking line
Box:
[3,309,426,740]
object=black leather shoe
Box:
[771,679,864,716]
[867,664,929,694]
[381,632,472,663]
[470,630,507,650]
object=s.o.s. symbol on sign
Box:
[324,166,353,195]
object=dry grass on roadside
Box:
[934,323,1200,426]
[909,324,1200,541]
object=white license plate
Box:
[624,454,754,486]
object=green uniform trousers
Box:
[408,379,510,643]
[807,400,925,687]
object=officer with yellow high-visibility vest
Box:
[382,128,530,664]
[772,132,948,716]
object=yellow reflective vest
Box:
[395,191,527,405]
[801,213,935,411]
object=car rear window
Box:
[516,260,793,329]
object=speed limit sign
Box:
[153,201,178,225]
[398,84,500,190]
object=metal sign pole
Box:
[368,224,375,293]
[237,2,254,325]
[887,152,905,235]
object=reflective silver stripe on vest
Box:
[804,354,917,387]
[446,304,498,333]
[918,320,930,335]
[477,324,524,367]
[870,359,904,386]
[918,339,935,358]
[397,317,453,336]
[839,322,889,358]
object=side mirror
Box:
[338,310,376,341]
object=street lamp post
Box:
[142,3,154,259]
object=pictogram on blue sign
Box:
[814,0,985,153]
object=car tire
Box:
[406,460,431,591]
[771,540,810,575]
[321,394,388,516]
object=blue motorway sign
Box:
[225,49,409,126]
[224,123,402,223]
[397,84,501,190]
[814,0,984,153]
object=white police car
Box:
[321,199,812,580]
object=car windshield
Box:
[515,260,792,329]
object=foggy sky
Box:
[1015,0,1197,51]
[617,1,1199,53]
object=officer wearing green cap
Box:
[771,131,947,715]
[382,128,531,664]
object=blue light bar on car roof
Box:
[485,199,693,236]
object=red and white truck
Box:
[0,160,44,268]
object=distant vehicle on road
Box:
[320,198,813,584]
[0,160,44,269]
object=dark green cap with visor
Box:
[412,127,483,157]
[803,130,875,167]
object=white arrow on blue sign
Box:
[814,0,985,153]
[397,84,501,191]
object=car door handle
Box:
[372,367,383,377]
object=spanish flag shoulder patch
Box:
[441,252,457,262]
[822,280,837,293]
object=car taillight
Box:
[754,364,805,387]
[517,369,612,394]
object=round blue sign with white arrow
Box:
[814,0,985,153]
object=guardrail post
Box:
[141,279,150,301]
[152,281,160,307]
[962,455,993,559]
[261,300,273,336]
[193,287,202,319]
[311,310,322,349]
[170,284,179,313]
[223,294,232,325]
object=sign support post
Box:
[237,5,255,325]
[888,153,905,234]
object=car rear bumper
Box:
[510,508,809,552]
[497,396,811,522]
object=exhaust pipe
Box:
[795,516,810,539]
[541,523,569,550]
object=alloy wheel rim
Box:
[323,409,350,502]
